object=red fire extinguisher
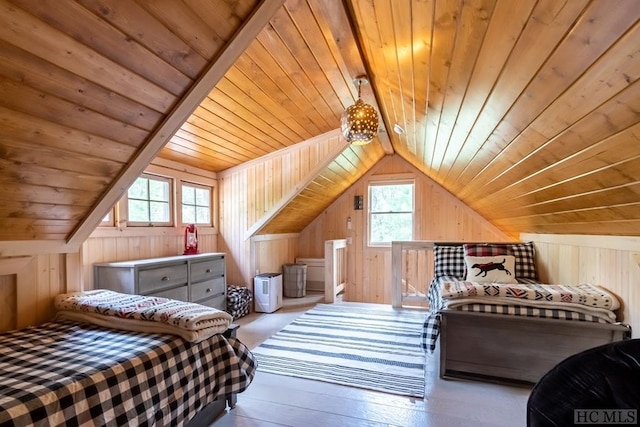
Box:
[183,224,199,255]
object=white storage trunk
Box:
[254,273,282,313]
[295,257,324,292]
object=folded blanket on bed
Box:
[441,281,620,310]
[54,290,233,342]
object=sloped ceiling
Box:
[1,0,640,252]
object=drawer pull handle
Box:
[206,288,212,293]
[205,268,212,273]
[161,276,169,281]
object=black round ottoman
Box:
[527,338,640,426]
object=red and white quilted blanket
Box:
[55,289,233,342]
[441,281,619,310]
[439,281,620,323]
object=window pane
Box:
[196,206,210,224]
[149,179,169,202]
[128,178,148,199]
[370,184,412,212]
[195,188,210,206]
[370,213,413,243]
[183,205,195,224]
[149,201,169,222]
[182,186,195,205]
[128,200,149,222]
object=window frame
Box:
[180,181,213,226]
[125,173,174,227]
[367,178,415,247]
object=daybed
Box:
[0,290,257,426]
[422,241,631,385]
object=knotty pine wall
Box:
[218,130,344,287]
[298,155,513,304]
[524,233,640,338]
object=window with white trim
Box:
[368,181,414,246]
[127,174,172,226]
[181,183,212,225]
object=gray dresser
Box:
[93,253,226,310]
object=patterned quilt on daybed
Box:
[0,320,257,426]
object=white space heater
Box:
[254,273,282,313]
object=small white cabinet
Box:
[94,253,226,310]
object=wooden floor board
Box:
[211,301,530,427]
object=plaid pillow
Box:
[463,243,509,257]
[508,241,538,280]
[434,245,465,279]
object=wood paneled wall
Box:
[298,155,512,304]
[524,233,640,338]
[218,130,344,287]
[251,234,299,281]
[0,254,73,332]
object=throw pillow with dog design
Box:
[464,255,516,283]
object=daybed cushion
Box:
[434,245,465,279]
[459,241,538,280]
[464,255,516,283]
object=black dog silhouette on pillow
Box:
[472,258,512,277]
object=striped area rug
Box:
[251,303,426,398]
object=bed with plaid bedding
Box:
[0,321,257,426]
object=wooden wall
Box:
[525,233,640,338]
[218,130,344,288]
[0,254,79,332]
[298,155,512,304]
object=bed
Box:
[0,290,257,426]
[422,241,631,385]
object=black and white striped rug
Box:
[252,303,426,398]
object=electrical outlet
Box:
[347,237,353,245]
[255,269,260,276]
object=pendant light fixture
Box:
[341,75,379,145]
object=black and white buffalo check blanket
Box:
[0,321,256,426]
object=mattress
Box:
[0,321,256,426]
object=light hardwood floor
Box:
[212,296,532,427]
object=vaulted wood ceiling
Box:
[1,0,639,249]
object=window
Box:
[127,174,172,226]
[182,183,211,225]
[100,209,114,227]
[368,181,414,245]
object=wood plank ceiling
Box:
[0,0,639,248]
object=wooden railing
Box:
[324,239,347,303]
[391,241,435,308]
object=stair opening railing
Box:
[391,241,434,308]
[324,239,347,303]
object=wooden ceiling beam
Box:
[66,0,285,248]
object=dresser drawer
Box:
[145,285,188,301]
[198,294,226,311]
[191,257,225,283]
[191,277,225,303]
[138,263,188,294]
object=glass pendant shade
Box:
[341,77,379,145]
